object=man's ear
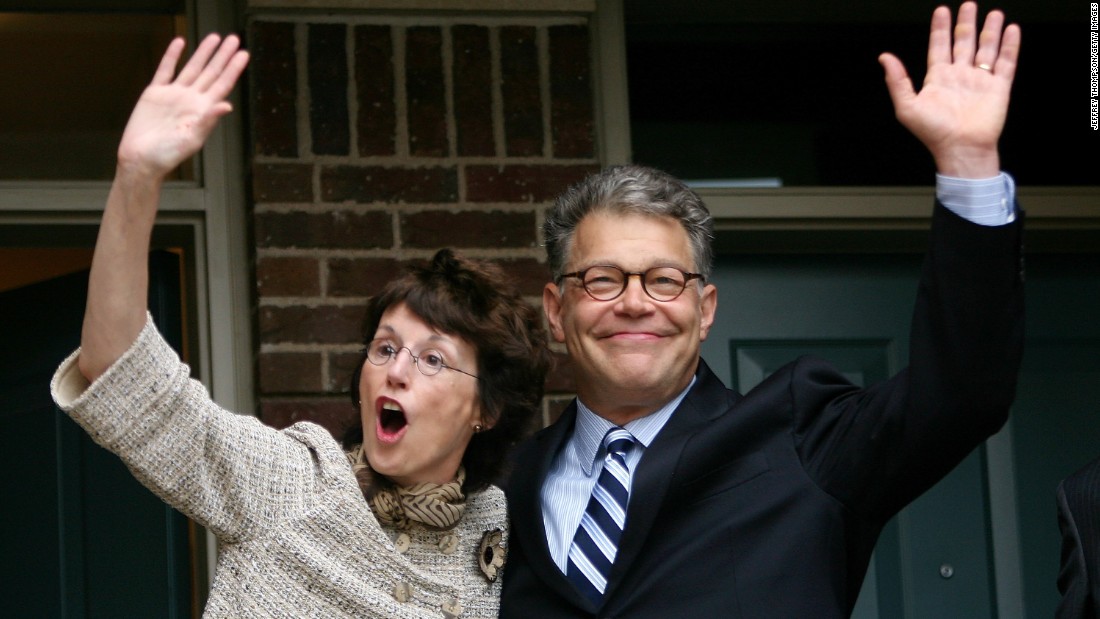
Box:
[543,282,566,343]
[699,282,718,341]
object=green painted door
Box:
[701,250,1100,618]
[1008,254,1100,617]
[1,251,194,618]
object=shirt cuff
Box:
[936,172,1017,226]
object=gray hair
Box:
[544,164,715,281]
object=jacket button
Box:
[441,598,463,617]
[395,533,411,553]
[439,533,459,554]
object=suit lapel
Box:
[508,402,593,606]
[604,360,738,598]
[510,361,739,611]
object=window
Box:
[0,6,185,180]
[625,1,1083,187]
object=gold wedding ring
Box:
[977,63,993,72]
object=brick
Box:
[500,26,542,156]
[465,164,597,203]
[333,256,546,310]
[327,257,405,297]
[259,304,366,345]
[355,25,396,156]
[255,210,393,249]
[496,257,552,297]
[405,26,448,157]
[544,350,574,393]
[256,256,321,297]
[260,397,358,441]
[308,23,350,156]
[329,350,366,393]
[321,165,458,203]
[452,25,494,157]
[258,351,323,394]
[252,163,313,203]
[249,21,298,158]
[549,25,594,158]
[401,210,536,248]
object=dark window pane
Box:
[0,13,185,180]
[626,5,1083,187]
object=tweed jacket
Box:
[51,316,506,618]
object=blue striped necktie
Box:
[566,427,636,605]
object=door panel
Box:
[1011,254,1100,616]
[702,253,988,617]
[0,251,193,617]
[701,251,1100,618]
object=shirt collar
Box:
[572,375,697,475]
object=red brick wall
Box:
[246,13,597,438]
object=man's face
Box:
[543,211,717,425]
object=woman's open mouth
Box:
[376,399,408,443]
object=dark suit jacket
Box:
[1057,456,1100,619]
[501,203,1025,618]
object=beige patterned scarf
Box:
[348,445,467,530]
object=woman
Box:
[50,33,550,617]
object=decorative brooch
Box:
[478,528,506,583]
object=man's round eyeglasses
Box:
[365,340,478,378]
[560,265,704,302]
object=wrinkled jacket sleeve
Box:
[51,314,338,543]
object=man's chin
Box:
[588,370,678,405]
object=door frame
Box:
[0,0,252,594]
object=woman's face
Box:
[358,302,483,487]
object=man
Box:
[501,3,1025,617]
[1057,456,1100,619]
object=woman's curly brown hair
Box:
[345,248,552,494]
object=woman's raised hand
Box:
[117,34,249,179]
